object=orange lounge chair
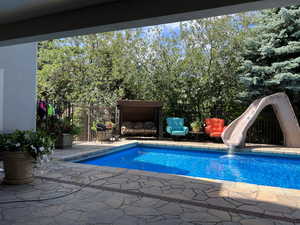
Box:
[204,118,227,138]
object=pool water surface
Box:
[78,145,300,189]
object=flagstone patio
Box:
[1,140,300,225]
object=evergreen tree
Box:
[240,6,300,103]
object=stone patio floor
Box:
[1,140,300,225]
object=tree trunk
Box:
[87,105,92,142]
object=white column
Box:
[0,43,37,133]
[0,69,4,131]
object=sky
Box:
[141,22,181,39]
[137,9,260,39]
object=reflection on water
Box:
[220,146,242,180]
[220,154,235,159]
[219,150,242,180]
[220,146,236,159]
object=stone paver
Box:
[0,176,297,225]
[1,140,300,225]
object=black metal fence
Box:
[246,119,283,145]
[245,105,284,145]
[74,103,286,145]
[78,117,284,145]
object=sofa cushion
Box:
[210,132,223,137]
[143,129,156,134]
[123,121,133,129]
[133,122,144,129]
[144,121,155,129]
[127,129,144,133]
[171,130,187,136]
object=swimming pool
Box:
[77,144,300,189]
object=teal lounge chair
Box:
[166,117,189,136]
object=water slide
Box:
[222,92,300,148]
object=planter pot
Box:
[2,152,34,185]
[55,133,73,149]
[192,127,200,132]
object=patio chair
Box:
[166,117,189,136]
[204,118,227,138]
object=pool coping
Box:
[61,142,139,162]
[59,141,300,191]
[140,142,300,158]
[61,141,300,163]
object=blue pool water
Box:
[78,145,300,189]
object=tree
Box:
[37,40,78,114]
[38,12,255,129]
[240,6,300,104]
[178,14,254,122]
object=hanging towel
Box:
[37,101,47,119]
[47,104,55,116]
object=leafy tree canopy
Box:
[38,13,256,123]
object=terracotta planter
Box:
[192,127,200,132]
[55,133,73,149]
[3,152,34,184]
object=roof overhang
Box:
[0,0,298,47]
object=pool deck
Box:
[1,140,300,225]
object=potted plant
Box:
[47,117,80,149]
[0,130,54,184]
[191,120,201,132]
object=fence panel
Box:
[246,118,283,145]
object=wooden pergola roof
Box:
[117,100,162,108]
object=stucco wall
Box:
[0,43,37,133]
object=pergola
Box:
[117,100,163,137]
[0,0,298,133]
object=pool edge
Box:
[62,141,300,163]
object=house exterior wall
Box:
[0,43,37,133]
